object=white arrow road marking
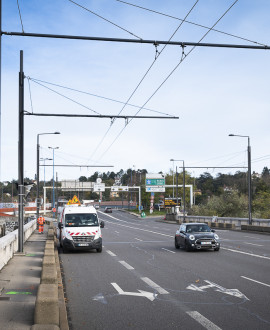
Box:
[187,280,249,300]
[186,311,222,330]
[111,283,156,301]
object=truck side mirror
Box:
[100,221,105,228]
[58,222,63,229]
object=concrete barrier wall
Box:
[0,219,36,270]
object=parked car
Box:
[175,223,220,251]
[94,204,100,209]
[104,207,112,213]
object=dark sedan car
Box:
[104,207,112,213]
[175,223,220,251]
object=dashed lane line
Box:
[186,311,222,330]
[141,277,169,294]
[134,238,143,241]
[161,248,176,254]
[119,261,134,270]
[106,250,117,257]
[222,247,270,260]
[241,276,270,288]
[244,242,263,247]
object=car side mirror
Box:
[100,221,105,228]
[211,229,215,232]
[58,222,63,229]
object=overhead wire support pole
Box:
[2,31,270,50]
[18,50,24,253]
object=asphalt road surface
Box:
[59,210,270,330]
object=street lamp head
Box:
[228,134,235,137]
[54,132,61,135]
[170,159,174,161]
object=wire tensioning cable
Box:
[26,77,34,114]
[29,77,172,116]
[16,0,24,33]
[116,0,267,47]
[28,78,101,115]
[67,0,142,40]
[90,0,200,162]
[97,0,239,161]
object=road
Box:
[59,210,270,330]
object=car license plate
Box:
[78,243,89,246]
[201,241,211,245]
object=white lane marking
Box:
[134,238,143,241]
[111,283,156,301]
[115,231,119,234]
[161,248,176,254]
[186,311,222,330]
[222,247,270,260]
[187,280,249,300]
[244,235,260,239]
[100,213,174,238]
[106,250,117,257]
[244,242,263,247]
[104,219,173,238]
[141,277,169,294]
[241,276,270,288]
[119,261,134,270]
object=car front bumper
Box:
[62,237,102,251]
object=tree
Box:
[79,176,87,182]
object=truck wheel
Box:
[96,246,102,253]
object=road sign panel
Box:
[146,187,165,192]
[94,183,105,192]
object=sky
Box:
[1,0,270,183]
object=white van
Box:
[57,205,104,253]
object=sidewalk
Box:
[0,225,48,329]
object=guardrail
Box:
[165,214,270,227]
[0,219,36,270]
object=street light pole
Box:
[170,159,175,198]
[229,134,252,225]
[48,146,59,218]
[37,133,60,220]
[171,159,185,219]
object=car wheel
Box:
[214,247,220,251]
[96,246,102,253]
[185,240,191,252]
[175,238,180,249]
[62,246,68,254]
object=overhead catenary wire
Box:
[16,0,24,33]
[67,0,142,40]
[90,0,200,162]
[97,0,239,161]
[116,0,267,47]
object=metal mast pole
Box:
[248,138,252,225]
[36,135,40,220]
[183,161,186,223]
[18,50,24,252]
[0,0,2,184]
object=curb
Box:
[31,222,69,330]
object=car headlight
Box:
[214,234,219,240]
[189,235,195,241]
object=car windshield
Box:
[186,225,211,233]
[65,213,98,227]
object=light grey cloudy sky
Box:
[1,0,270,182]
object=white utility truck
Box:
[57,204,104,253]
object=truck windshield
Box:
[65,213,98,227]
